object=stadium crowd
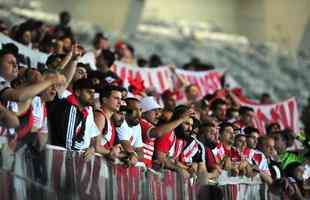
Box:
[0,11,310,199]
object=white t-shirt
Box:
[74,107,100,150]
[116,120,143,148]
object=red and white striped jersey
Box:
[140,118,156,168]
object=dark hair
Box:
[266,122,281,134]
[200,94,214,107]
[257,135,273,152]
[272,129,294,148]
[199,122,216,130]
[77,63,91,74]
[239,106,254,116]
[60,34,75,43]
[1,43,19,56]
[170,105,190,121]
[93,32,107,47]
[137,57,148,67]
[39,35,57,52]
[73,78,95,91]
[60,11,70,19]
[235,133,246,140]
[261,92,270,98]
[244,127,259,136]
[210,98,226,111]
[149,54,162,68]
[14,22,33,43]
[87,70,106,80]
[192,118,200,130]
[284,161,302,176]
[0,43,19,61]
[99,85,125,104]
[124,97,139,104]
[218,122,233,135]
[126,43,135,56]
[100,49,115,68]
[226,108,239,119]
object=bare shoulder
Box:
[94,110,105,129]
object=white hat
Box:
[139,96,162,113]
[125,92,141,101]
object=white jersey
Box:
[116,120,143,148]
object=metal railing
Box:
[0,139,271,200]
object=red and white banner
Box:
[114,61,223,99]
[238,97,299,135]
[0,33,223,99]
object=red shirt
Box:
[140,118,156,167]
[205,148,217,170]
[212,143,240,164]
[155,131,184,160]
[155,131,174,153]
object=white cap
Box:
[125,92,141,101]
[139,96,162,113]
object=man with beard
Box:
[139,96,196,168]
[116,97,144,166]
[155,105,206,178]
[49,78,99,160]
[198,122,221,176]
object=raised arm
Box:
[149,109,195,138]
[57,44,82,96]
[1,74,66,102]
[0,104,19,128]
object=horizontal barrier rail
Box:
[0,140,270,200]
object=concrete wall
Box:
[235,0,265,42]
[142,0,238,33]
[263,0,310,50]
[143,0,310,51]
[38,0,132,33]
